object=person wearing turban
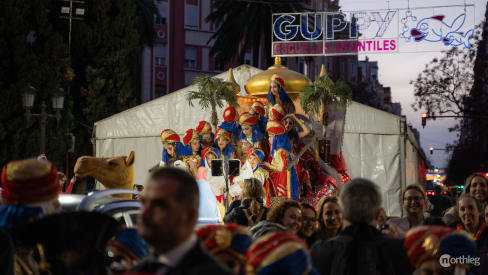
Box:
[238,112,267,163]
[196,147,227,204]
[0,158,61,275]
[269,104,286,122]
[182,128,203,176]
[404,225,478,275]
[245,231,318,275]
[219,106,240,142]
[215,128,236,161]
[196,120,215,149]
[266,74,295,114]
[249,101,268,134]
[197,224,252,274]
[159,129,187,167]
[261,120,300,200]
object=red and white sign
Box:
[155,24,167,44]
[155,67,166,86]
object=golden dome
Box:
[244,57,311,97]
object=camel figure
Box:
[74,151,135,197]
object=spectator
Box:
[314,196,344,242]
[428,185,452,217]
[299,203,317,247]
[224,178,268,227]
[456,194,487,243]
[389,184,429,234]
[311,178,414,275]
[196,223,252,275]
[404,225,477,275]
[266,200,302,235]
[0,158,61,275]
[57,171,67,193]
[245,231,317,275]
[462,173,488,207]
[131,167,231,274]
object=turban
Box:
[245,231,315,275]
[270,74,285,87]
[251,102,266,117]
[266,120,286,136]
[270,104,286,121]
[197,223,252,263]
[1,159,59,205]
[160,129,180,144]
[196,121,213,135]
[239,113,258,126]
[223,106,238,123]
[247,148,265,163]
[215,128,232,142]
[201,147,220,160]
[183,129,199,146]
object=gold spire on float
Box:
[244,57,311,97]
[225,68,240,96]
[319,63,326,77]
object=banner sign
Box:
[272,5,475,57]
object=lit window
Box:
[185,46,197,69]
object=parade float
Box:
[92,59,425,216]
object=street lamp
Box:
[21,85,65,154]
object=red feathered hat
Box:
[183,129,199,146]
[1,159,59,204]
[223,106,238,123]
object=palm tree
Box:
[186,75,238,130]
[300,65,352,137]
[205,0,308,68]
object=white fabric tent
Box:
[342,102,426,216]
[94,64,425,216]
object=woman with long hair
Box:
[266,200,302,235]
[314,196,343,241]
[224,178,268,227]
[462,173,488,207]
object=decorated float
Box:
[92,59,425,216]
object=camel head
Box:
[74,151,135,192]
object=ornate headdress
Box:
[196,121,213,136]
[1,159,59,204]
[245,231,314,275]
[266,120,286,136]
[239,112,258,126]
[214,128,232,142]
[251,102,266,117]
[247,148,265,163]
[160,129,180,144]
[270,104,286,121]
[197,223,252,263]
[270,74,285,87]
[201,147,220,160]
[223,106,238,123]
[183,129,199,146]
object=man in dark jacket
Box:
[311,178,414,275]
[130,167,231,275]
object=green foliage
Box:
[300,75,351,122]
[206,0,308,67]
[187,75,238,128]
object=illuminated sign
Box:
[272,5,475,57]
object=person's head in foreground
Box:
[404,225,477,275]
[267,200,302,235]
[245,231,318,275]
[197,223,252,274]
[137,167,199,254]
[339,178,382,226]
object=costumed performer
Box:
[214,128,236,161]
[238,112,267,163]
[218,105,240,143]
[269,103,286,121]
[249,101,268,134]
[182,128,203,176]
[159,129,187,167]
[261,120,300,200]
[196,120,214,149]
[266,73,295,114]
